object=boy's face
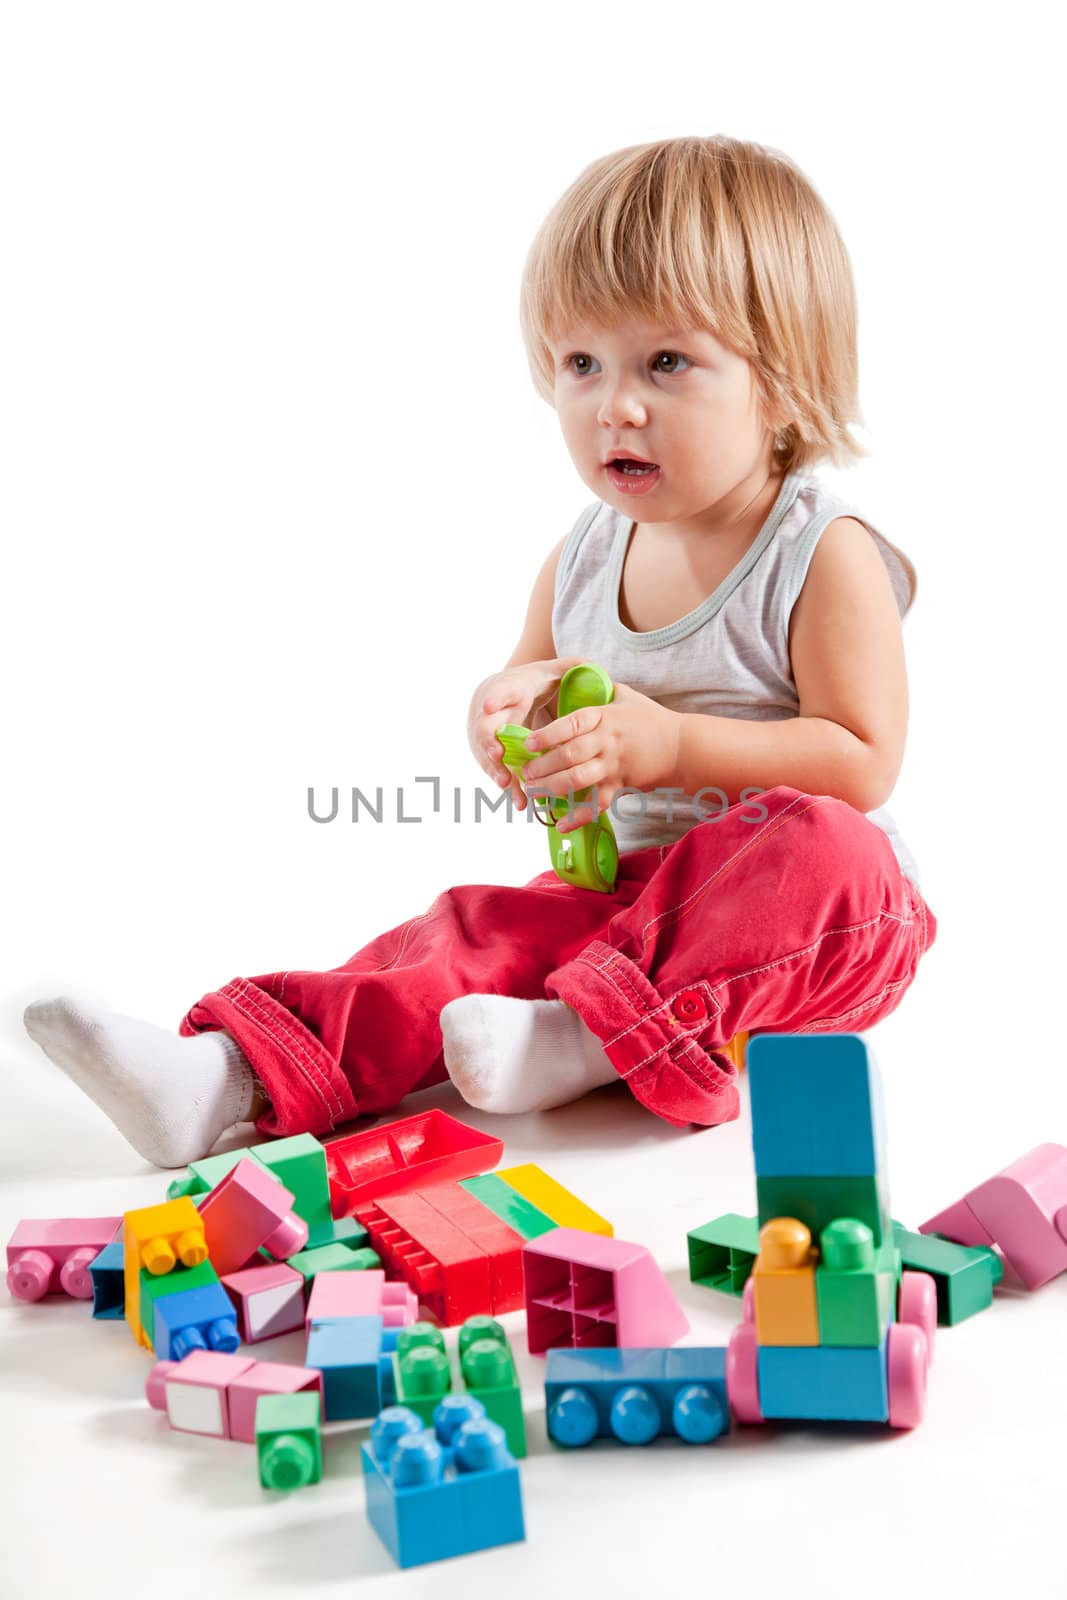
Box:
[549,317,780,525]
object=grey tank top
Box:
[551,470,922,887]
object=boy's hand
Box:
[521,681,683,831]
[467,656,589,809]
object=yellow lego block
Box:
[723,1031,749,1071]
[496,1165,613,1237]
[753,1216,819,1346]
[123,1197,208,1348]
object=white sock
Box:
[440,994,617,1114]
[23,997,258,1169]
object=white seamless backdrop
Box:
[1,5,1064,1598]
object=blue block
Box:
[544,1347,730,1447]
[153,1283,240,1360]
[89,1239,125,1319]
[361,1401,524,1568]
[748,1033,888,1178]
[757,1336,889,1422]
[306,1315,390,1420]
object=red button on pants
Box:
[180,787,937,1135]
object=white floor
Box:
[2,1000,1065,1600]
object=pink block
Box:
[199,1157,308,1275]
[304,1268,418,1331]
[226,1361,324,1443]
[220,1262,306,1342]
[145,1351,256,1438]
[521,1226,689,1354]
[6,1217,122,1302]
[919,1197,995,1249]
[965,1143,1067,1289]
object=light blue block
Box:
[757,1336,889,1422]
[306,1315,387,1420]
[748,1033,888,1177]
[544,1347,730,1446]
[89,1239,125,1319]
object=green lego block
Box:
[139,1258,219,1346]
[285,1241,381,1286]
[687,1214,759,1294]
[893,1222,1002,1324]
[167,1148,249,1201]
[252,1134,332,1237]
[815,1219,896,1346]
[392,1317,527,1459]
[758,1173,891,1247]
[459,1174,558,1240]
[256,1391,322,1490]
[305,1215,369,1252]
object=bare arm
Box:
[673,517,908,813]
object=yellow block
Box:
[723,1031,749,1071]
[123,1197,208,1349]
[496,1164,613,1237]
[753,1216,819,1346]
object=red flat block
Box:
[325,1110,503,1215]
[353,1191,492,1325]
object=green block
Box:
[687,1213,759,1294]
[757,1174,891,1247]
[893,1223,1002,1324]
[167,1148,249,1201]
[305,1215,369,1252]
[256,1392,322,1490]
[139,1259,219,1346]
[392,1317,527,1459]
[252,1135,332,1236]
[460,1174,558,1240]
[285,1241,381,1286]
[815,1221,897,1346]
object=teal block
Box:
[893,1222,1002,1324]
[758,1336,889,1422]
[687,1214,759,1294]
[815,1222,897,1346]
[748,1033,888,1177]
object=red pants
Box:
[180,787,937,1136]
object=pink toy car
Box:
[7,1218,121,1303]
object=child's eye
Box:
[653,350,692,374]
[561,352,597,376]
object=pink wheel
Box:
[887,1322,927,1429]
[742,1275,755,1324]
[897,1271,937,1368]
[726,1322,763,1424]
[60,1247,97,1300]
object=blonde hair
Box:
[519,135,867,474]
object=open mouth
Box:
[605,457,662,492]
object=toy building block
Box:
[419,1182,526,1314]
[256,1392,323,1490]
[153,1281,240,1361]
[89,1238,125,1319]
[752,1217,820,1346]
[306,1315,399,1420]
[894,1223,1002,1323]
[361,1401,525,1568]
[494,1164,613,1236]
[757,1172,891,1249]
[920,1143,1067,1290]
[138,1259,219,1350]
[815,1219,896,1347]
[757,1336,890,1422]
[522,1227,689,1355]
[198,1157,308,1275]
[221,1262,306,1342]
[123,1199,208,1347]
[687,1213,759,1295]
[7,1217,121,1303]
[459,1174,558,1241]
[545,1346,729,1447]
[391,1317,526,1459]
[227,1360,324,1443]
[747,1033,888,1178]
[286,1241,382,1287]
[326,1109,504,1216]
[354,1192,497,1327]
[305,1267,417,1332]
[147,1350,256,1437]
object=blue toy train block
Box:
[747,1033,889,1178]
[89,1239,125,1319]
[545,1346,730,1447]
[757,1335,890,1423]
[153,1282,241,1361]
[305,1314,399,1420]
[361,1400,525,1568]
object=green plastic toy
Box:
[496,662,619,894]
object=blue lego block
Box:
[306,1315,398,1420]
[757,1335,889,1422]
[361,1401,524,1568]
[89,1239,125,1320]
[544,1347,730,1447]
[152,1282,240,1360]
[747,1033,888,1178]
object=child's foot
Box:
[23,997,257,1168]
[440,994,617,1114]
